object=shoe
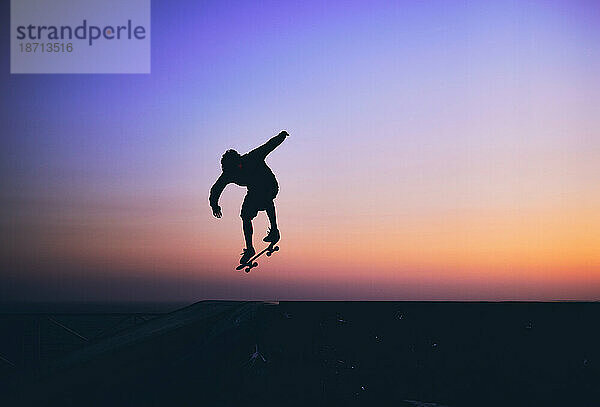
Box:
[263,228,280,244]
[240,247,256,264]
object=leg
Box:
[241,193,259,251]
[240,211,257,264]
[263,200,280,243]
[242,218,254,250]
[265,201,278,231]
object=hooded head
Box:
[221,149,241,172]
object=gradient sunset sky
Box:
[2,0,599,302]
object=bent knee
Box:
[240,210,257,221]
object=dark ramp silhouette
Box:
[3,302,599,406]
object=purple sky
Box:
[2,0,599,302]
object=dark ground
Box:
[1,301,598,406]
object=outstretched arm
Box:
[249,130,289,160]
[209,173,229,218]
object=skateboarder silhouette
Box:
[210,131,288,265]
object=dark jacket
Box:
[209,132,287,208]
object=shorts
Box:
[240,185,279,220]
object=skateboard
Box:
[236,242,280,273]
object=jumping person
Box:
[209,131,288,264]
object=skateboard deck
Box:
[236,243,280,273]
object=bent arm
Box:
[209,173,229,208]
[249,131,288,160]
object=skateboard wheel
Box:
[266,252,271,256]
[253,262,258,267]
[245,268,251,273]
[273,246,279,251]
